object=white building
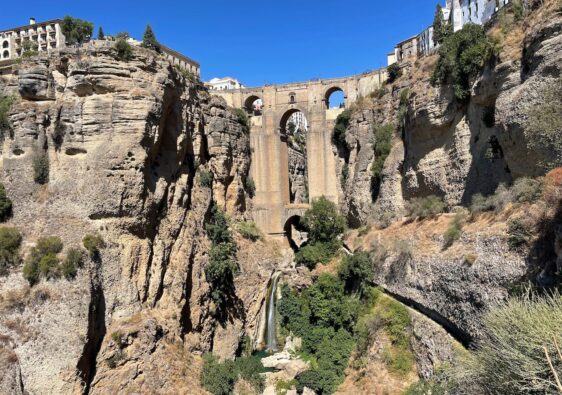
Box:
[0,18,65,61]
[448,0,510,31]
[207,77,245,91]
[288,111,308,133]
[388,0,510,65]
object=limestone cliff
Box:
[0,45,280,394]
[336,1,561,345]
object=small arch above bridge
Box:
[244,95,262,115]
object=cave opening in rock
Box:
[280,109,309,204]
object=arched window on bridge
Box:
[244,95,262,116]
[325,87,345,109]
[289,93,296,104]
[280,109,309,205]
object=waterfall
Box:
[266,272,281,352]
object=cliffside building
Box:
[207,77,245,91]
[0,18,65,61]
[388,0,511,65]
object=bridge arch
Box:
[325,86,346,109]
[279,107,308,134]
[244,95,262,116]
[284,215,307,251]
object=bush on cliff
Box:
[432,23,493,101]
[23,236,64,284]
[332,109,351,154]
[295,241,337,270]
[0,183,13,222]
[204,206,238,306]
[0,95,14,137]
[32,150,49,184]
[0,227,22,275]
[447,292,562,394]
[371,123,394,182]
[114,38,133,61]
[236,221,261,241]
[82,233,105,258]
[406,195,446,219]
[387,63,402,83]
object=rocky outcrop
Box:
[337,10,561,226]
[0,45,275,394]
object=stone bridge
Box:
[215,68,388,239]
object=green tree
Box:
[0,227,22,275]
[141,24,161,53]
[82,233,105,258]
[307,274,358,331]
[302,197,346,244]
[61,16,94,45]
[97,26,105,40]
[32,150,49,184]
[205,206,232,245]
[205,242,238,305]
[433,4,452,45]
[332,109,351,153]
[387,63,402,83]
[338,252,373,296]
[432,23,493,101]
[114,38,133,61]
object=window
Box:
[290,95,295,103]
[2,50,9,59]
[2,41,8,49]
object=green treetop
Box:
[141,24,161,53]
[433,4,452,45]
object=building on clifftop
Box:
[0,18,65,61]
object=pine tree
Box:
[141,24,161,53]
[433,4,452,46]
[98,27,105,40]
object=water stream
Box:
[266,272,281,352]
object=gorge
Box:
[0,0,561,394]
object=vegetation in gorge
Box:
[204,206,239,306]
[332,109,352,154]
[0,183,13,222]
[201,353,266,395]
[0,227,22,276]
[32,150,49,184]
[387,63,402,83]
[0,95,14,138]
[295,197,346,269]
[235,221,261,241]
[410,292,562,394]
[371,123,394,182]
[405,195,446,220]
[82,233,105,258]
[443,209,469,248]
[432,23,493,100]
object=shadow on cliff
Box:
[76,256,106,395]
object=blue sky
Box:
[1,0,439,87]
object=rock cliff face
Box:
[0,46,279,394]
[337,4,561,345]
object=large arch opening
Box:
[280,109,309,204]
[284,215,308,251]
[244,95,262,116]
[325,87,345,109]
